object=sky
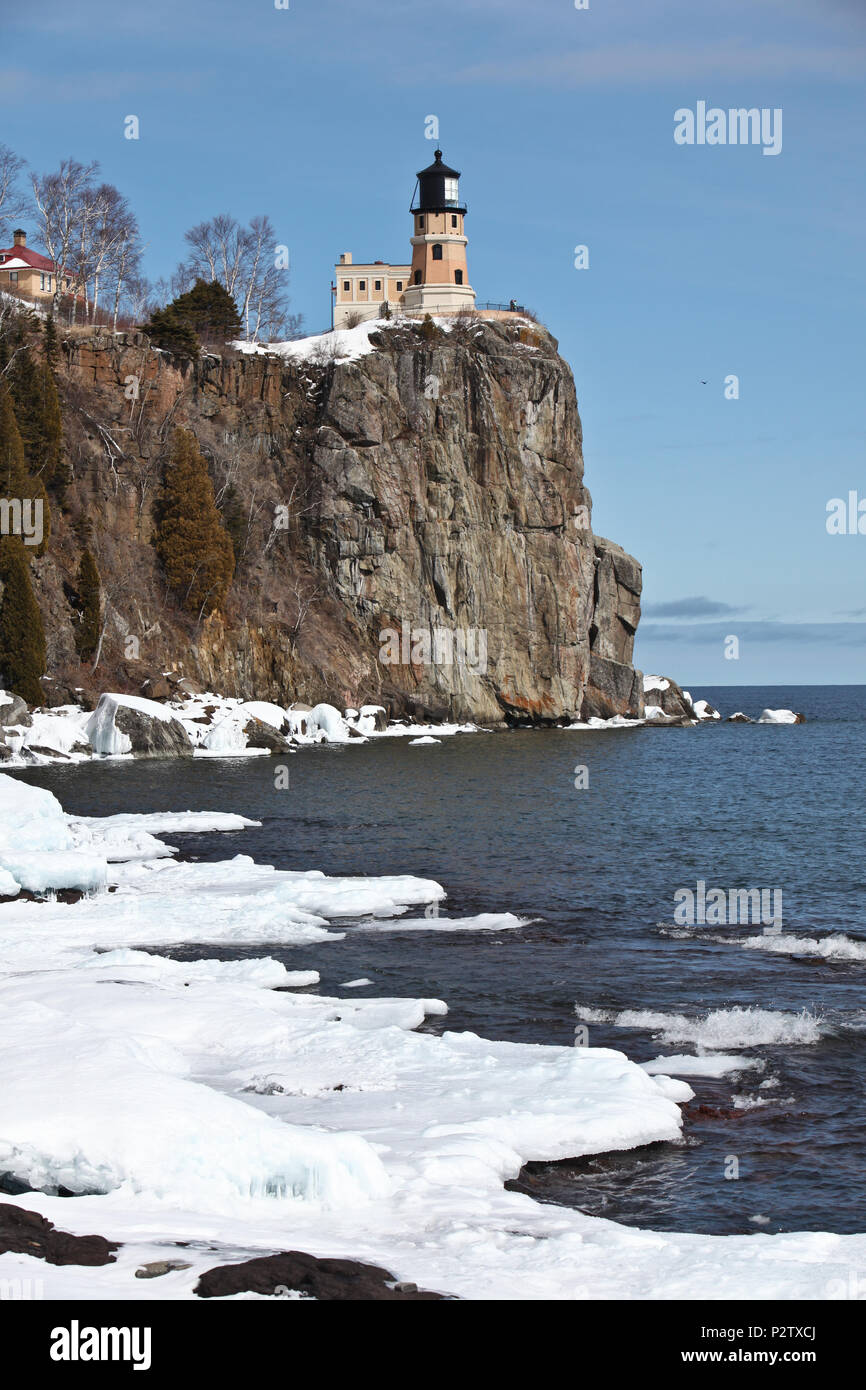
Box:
[1,0,864,684]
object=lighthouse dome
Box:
[412,150,466,214]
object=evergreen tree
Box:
[144,280,242,354]
[74,547,102,661]
[143,305,201,357]
[0,389,49,555]
[0,536,46,707]
[219,482,247,563]
[155,429,235,617]
[8,347,66,496]
[43,315,59,371]
[171,280,242,342]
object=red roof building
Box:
[0,229,73,301]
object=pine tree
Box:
[8,347,66,496]
[43,315,59,371]
[0,536,46,707]
[0,389,50,555]
[143,306,201,357]
[171,280,242,343]
[74,547,101,661]
[155,428,235,617]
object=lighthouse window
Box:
[418,216,425,230]
[444,177,459,203]
[455,269,464,285]
[343,281,350,291]
[396,281,403,291]
[432,244,443,260]
[414,270,422,284]
[359,280,366,291]
[451,215,458,228]
[374,280,381,291]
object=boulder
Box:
[0,693,30,728]
[727,712,753,723]
[140,676,172,701]
[87,694,193,758]
[175,677,204,696]
[114,704,193,757]
[243,717,291,753]
[642,675,697,722]
[0,1203,118,1267]
[360,704,388,731]
[194,1250,447,1301]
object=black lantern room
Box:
[411,150,466,215]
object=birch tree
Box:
[0,145,27,245]
[30,158,99,316]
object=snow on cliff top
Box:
[228,313,511,365]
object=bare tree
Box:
[183,214,248,298]
[79,183,139,324]
[110,217,144,328]
[176,212,300,343]
[30,157,99,316]
[0,144,27,245]
[117,272,152,327]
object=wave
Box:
[574,1004,823,1049]
[658,922,866,964]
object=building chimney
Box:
[12,229,26,247]
[339,252,352,265]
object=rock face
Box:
[34,319,645,723]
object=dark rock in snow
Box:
[194,1250,450,1300]
[135,1259,192,1279]
[0,1203,119,1267]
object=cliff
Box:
[32,316,644,724]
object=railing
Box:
[475,301,526,313]
[410,200,469,214]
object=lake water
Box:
[23,685,866,1237]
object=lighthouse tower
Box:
[401,150,475,317]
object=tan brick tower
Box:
[401,150,476,317]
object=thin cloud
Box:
[642,597,747,620]
[0,68,208,105]
[639,621,866,645]
[447,41,866,87]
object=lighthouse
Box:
[332,149,476,327]
[401,150,476,317]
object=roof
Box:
[0,245,57,272]
[417,149,460,179]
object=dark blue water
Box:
[20,685,866,1236]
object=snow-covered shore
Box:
[0,771,862,1300]
[0,676,806,773]
[0,688,480,770]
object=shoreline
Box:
[0,761,860,1301]
[0,678,805,773]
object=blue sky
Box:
[2,0,864,684]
